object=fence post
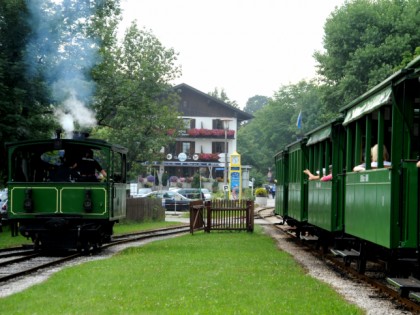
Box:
[247,200,254,232]
[206,200,212,232]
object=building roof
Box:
[173,83,254,122]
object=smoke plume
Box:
[25,0,99,137]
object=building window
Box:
[176,141,195,155]
[212,119,224,129]
[212,142,227,153]
[182,142,190,153]
[183,118,196,129]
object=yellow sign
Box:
[229,151,241,200]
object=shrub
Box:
[255,187,268,197]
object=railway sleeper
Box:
[387,277,420,298]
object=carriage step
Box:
[330,249,360,258]
[300,234,319,241]
[387,277,420,298]
[409,291,420,301]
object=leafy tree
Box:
[92,23,184,179]
[243,95,269,114]
[238,81,323,180]
[315,0,420,112]
[0,0,56,184]
[208,87,239,108]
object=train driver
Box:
[73,149,107,182]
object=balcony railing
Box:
[184,128,235,138]
[165,153,220,162]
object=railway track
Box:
[0,224,190,286]
[256,207,420,314]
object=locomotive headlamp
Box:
[83,189,93,212]
[24,189,34,212]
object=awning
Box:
[306,127,331,146]
[343,85,392,126]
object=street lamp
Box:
[220,118,231,199]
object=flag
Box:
[296,111,302,129]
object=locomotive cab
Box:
[6,136,128,251]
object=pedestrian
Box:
[271,185,276,199]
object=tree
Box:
[92,23,184,178]
[243,95,269,114]
[208,87,239,108]
[238,81,323,180]
[0,0,57,184]
[315,0,420,112]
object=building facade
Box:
[160,83,253,182]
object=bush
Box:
[255,187,268,197]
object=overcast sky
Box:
[119,0,346,108]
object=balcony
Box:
[183,128,235,139]
[165,153,220,162]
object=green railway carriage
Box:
[274,150,288,217]
[284,139,308,226]
[304,119,346,234]
[340,56,420,262]
[6,133,128,250]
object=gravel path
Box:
[259,217,411,315]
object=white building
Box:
[160,83,253,181]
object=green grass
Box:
[114,220,185,235]
[0,225,32,248]
[0,221,182,249]
[0,226,363,315]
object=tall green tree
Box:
[315,0,420,112]
[208,87,239,108]
[238,81,323,180]
[243,95,269,114]
[92,23,184,178]
[0,0,56,184]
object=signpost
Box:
[229,152,241,200]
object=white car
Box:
[200,188,212,201]
[132,188,152,198]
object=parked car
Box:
[141,190,192,211]
[0,198,8,223]
[200,188,212,201]
[173,188,205,200]
[131,188,152,198]
[0,188,7,209]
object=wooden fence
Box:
[190,199,254,234]
[126,198,165,222]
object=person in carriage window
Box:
[73,149,107,182]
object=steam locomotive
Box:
[5,132,128,251]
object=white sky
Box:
[119,0,346,108]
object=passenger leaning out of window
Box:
[303,165,332,182]
[353,144,391,172]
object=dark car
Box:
[142,191,192,211]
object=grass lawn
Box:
[0,225,363,315]
[0,225,32,248]
[0,220,182,249]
